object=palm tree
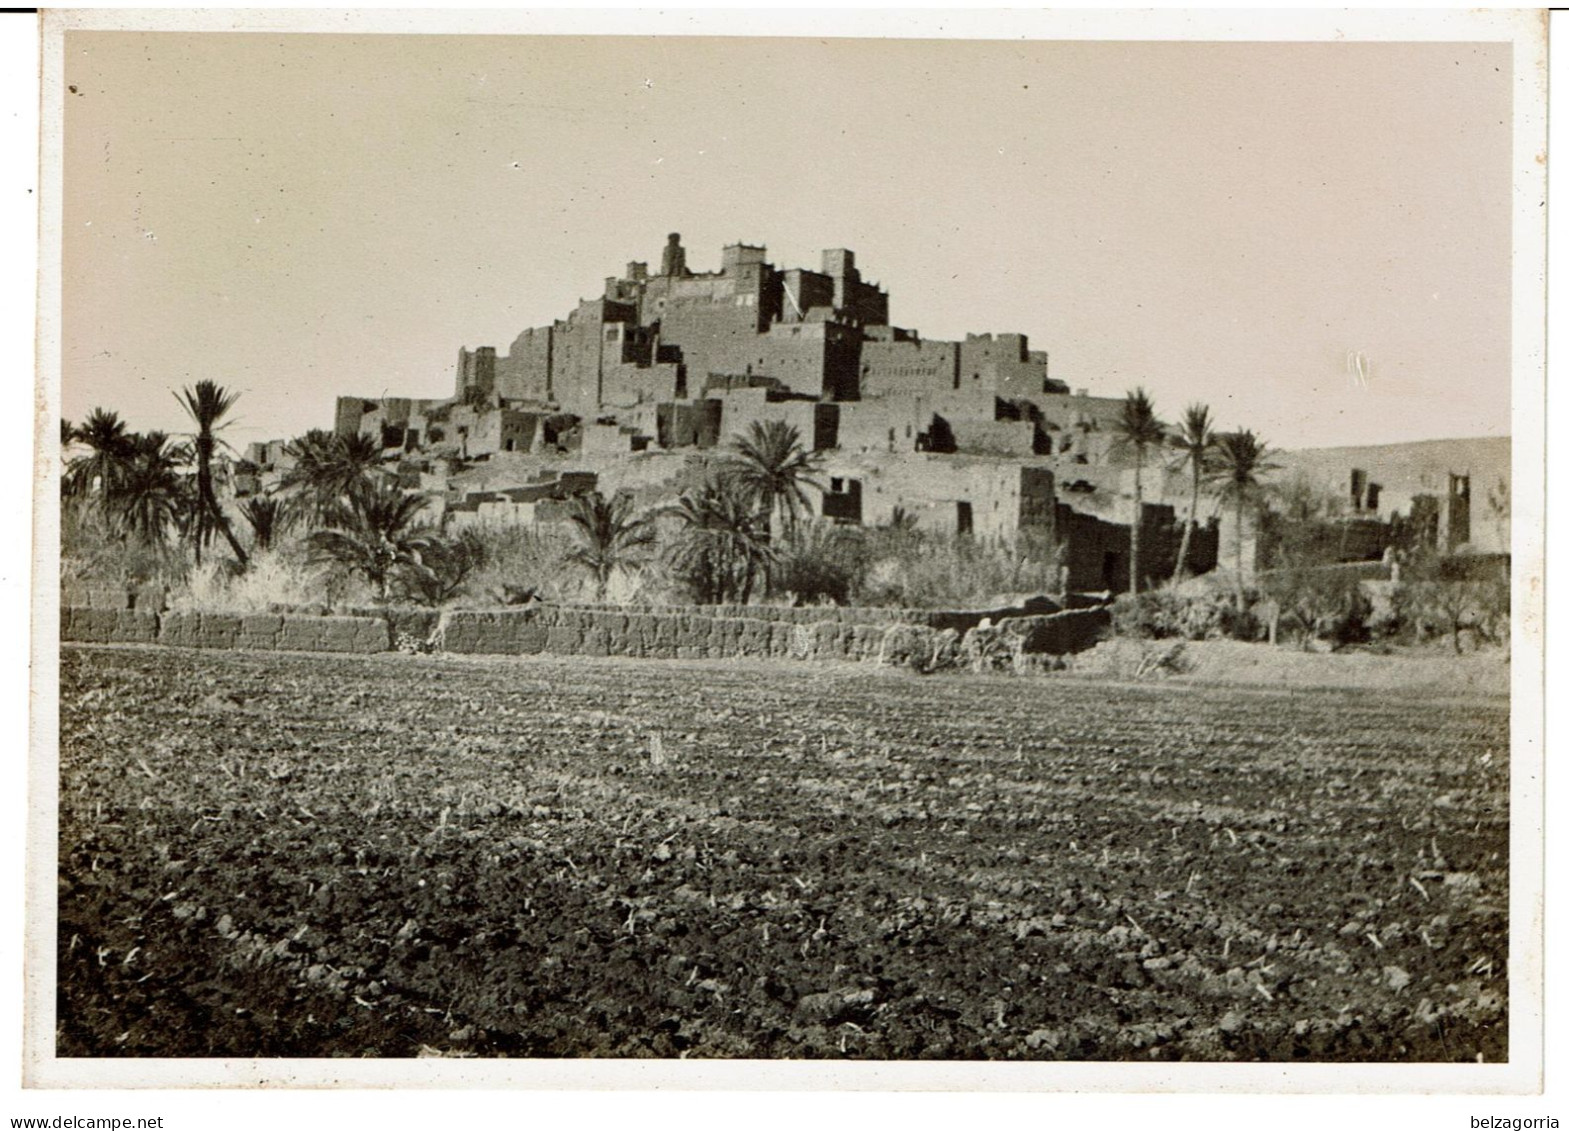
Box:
[116,431,187,545]
[664,472,775,605]
[280,430,384,529]
[1167,403,1215,582]
[564,490,657,601]
[308,479,435,602]
[399,528,488,607]
[175,381,248,568]
[1112,387,1166,595]
[726,420,824,538]
[1208,429,1280,587]
[239,494,288,553]
[63,408,135,519]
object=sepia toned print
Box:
[32,10,1545,1091]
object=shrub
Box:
[456,524,575,606]
[395,529,489,607]
[1112,588,1258,642]
[61,501,191,592]
[858,529,1062,609]
[1389,551,1510,652]
[662,473,774,606]
[770,522,867,606]
[170,549,327,614]
[875,624,961,674]
[1069,638,1195,679]
[958,620,1038,673]
[1263,567,1372,650]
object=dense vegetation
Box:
[62,387,1509,651]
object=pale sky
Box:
[60,33,1515,450]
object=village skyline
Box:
[60,33,1514,452]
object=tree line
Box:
[62,386,831,607]
[1112,388,1279,595]
[65,381,1484,613]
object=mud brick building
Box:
[311,234,1220,589]
[333,234,1094,469]
[301,233,1488,592]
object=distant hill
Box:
[1272,435,1511,553]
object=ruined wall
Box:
[714,389,836,451]
[944,419,1037,458]
[957,334,1063,398]
[156,612,392,653]
[60,607,160,644]
[815,454,1057,542]
[779,268,836,320]
[1440,473,1472,551]
[599,344,684,409]
[581,422,652,458]
[860,337,960,398]
[657,400,724,449]
[468,409,541,456]
[495,326,553,402]
[548,304,603,416]
[550,300,639,416]
[1216,506,1263,580]
[62,594,1110,662]
[334,396,375,438]
[1055,502,1204,592]
[1035,390,1126,428]
[836,395,930,454]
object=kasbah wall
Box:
[268,232,1482,592]
[60,600,1113,667]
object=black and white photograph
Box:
[19,6,1550,1109]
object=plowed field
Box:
[56,644,1510,1061]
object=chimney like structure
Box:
[660,232,687,277]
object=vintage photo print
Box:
[27,7,1547,1101]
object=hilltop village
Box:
[240,234,1480,593]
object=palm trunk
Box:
[1174,461,1199,581]
[1234,495,1246,596]
[740,554,756,605]
[1128,456,1143,595]
[197,438,248,567]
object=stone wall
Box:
[1014,608,1114,655]
[60,607,160,645]
[60,582,167,612]
[61,598,1108,664]
[156,612,391,654]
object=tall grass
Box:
[453,524,578,605]
[61,504,190,591]
[856,528,1064,609]
[171,549,340,614]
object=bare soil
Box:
[1073,638,1512,697]
[56,644,1509,1061]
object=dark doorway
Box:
[956,501,974,537]
[1101,551,1121,591]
